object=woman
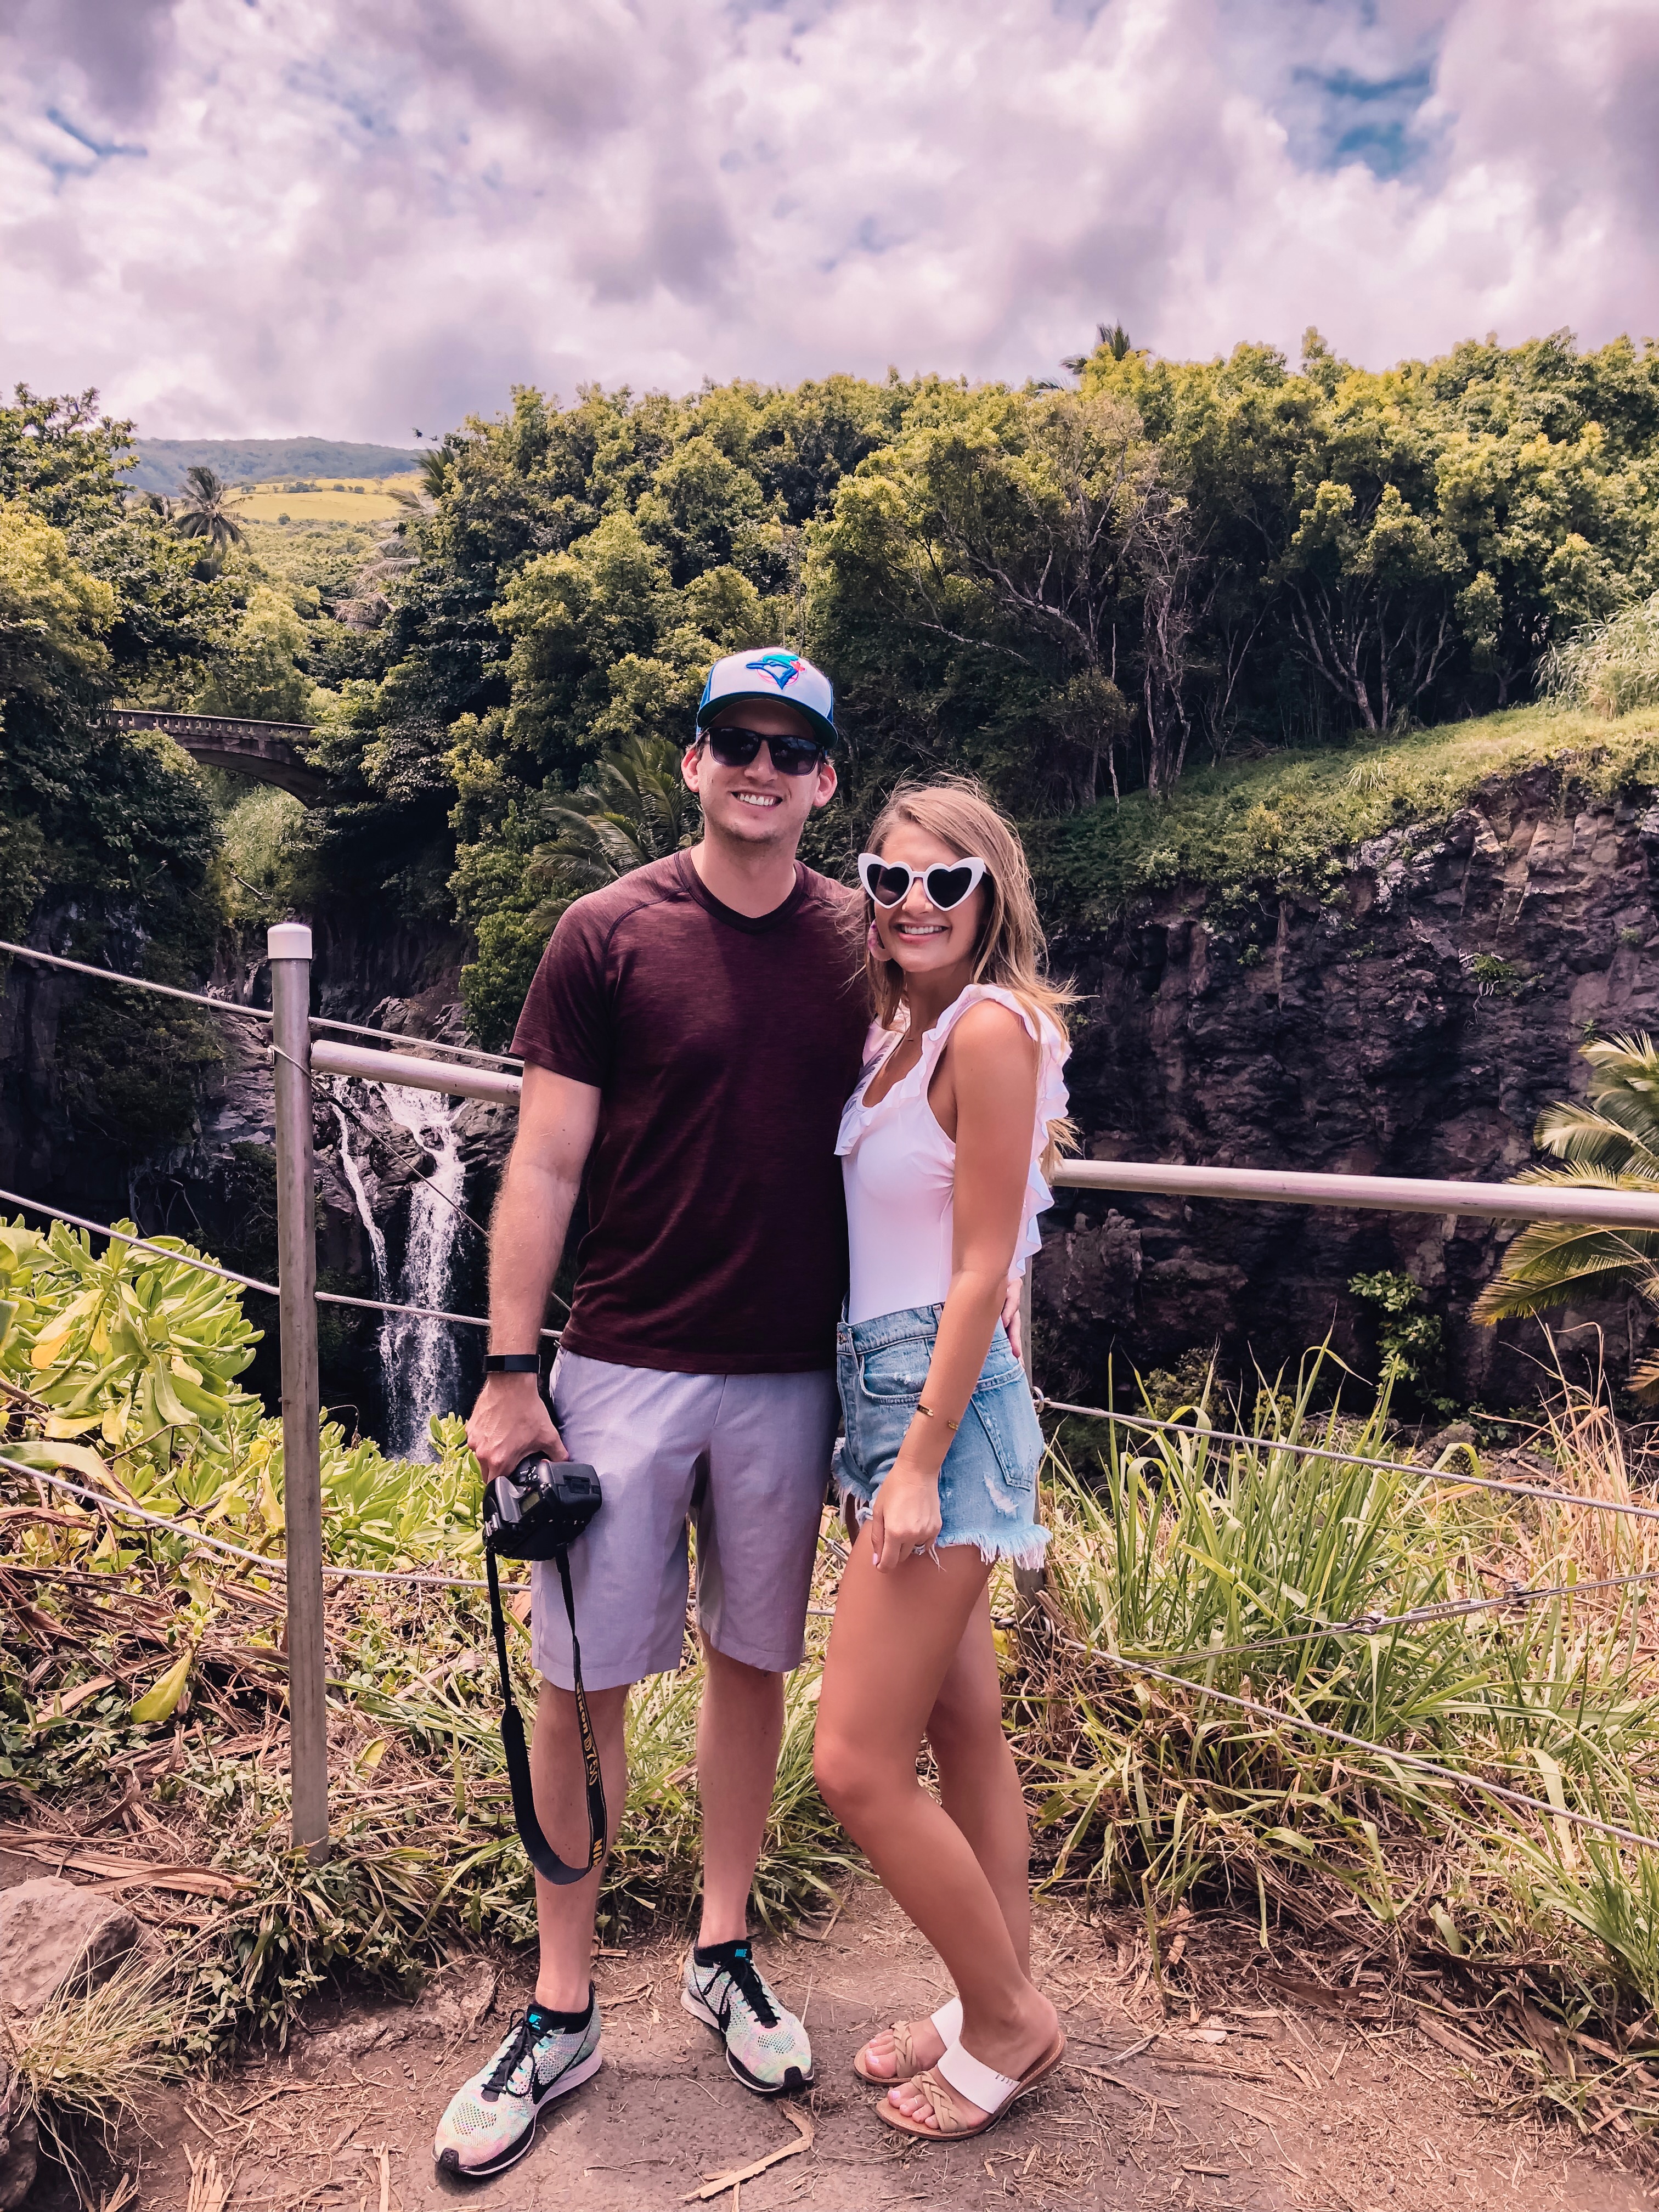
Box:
[812,776,1071,2142]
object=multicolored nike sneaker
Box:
[432,1993,602,2179]
[680,1940,814,2095]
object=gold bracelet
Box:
[915,1403,960,1433]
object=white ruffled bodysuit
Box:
[835,984,1071,1327]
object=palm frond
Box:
[1536,1098,1659,1171]
[529,736,697,915]
[1473,1161,1659,1322]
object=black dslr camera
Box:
[483,1454,602,1561]
[482,1453,606,1886]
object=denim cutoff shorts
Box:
[834,1304,1049,1569]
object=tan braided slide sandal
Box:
[877,2028,1066,2140]
[853,1996,963,2084]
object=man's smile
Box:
[733,791,783,808]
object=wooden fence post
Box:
[268,922,329,1859]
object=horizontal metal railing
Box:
[1048,1156,1659,1228]
[319,1044,1659,1233]
[311,1037,523,1105]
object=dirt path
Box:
[60,1882,1650,2212]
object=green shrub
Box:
[1348,1268,1450,1408]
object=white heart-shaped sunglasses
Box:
[857,853,991,911]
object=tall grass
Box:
[1544,592,1659,721]
[1017,1352,1659,2018]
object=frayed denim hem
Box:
[835,1478,1048,1573]
[947,1525,1050,1572]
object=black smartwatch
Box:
[484,1353,540,1374]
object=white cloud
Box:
[1,0,1655,441]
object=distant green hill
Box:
[128,438,422,495]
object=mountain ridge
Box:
[128,437,422,495]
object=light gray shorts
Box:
[529,1349,838,1693]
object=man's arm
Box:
[465,1063,601,1480]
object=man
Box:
[433,648,869,2181]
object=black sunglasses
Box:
[703,726,826,777]
[857,853,990,911]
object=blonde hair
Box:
[862,774,1077,1172]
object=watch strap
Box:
[484,1352,540,1374]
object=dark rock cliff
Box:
[12,771,1659,1433]
[1033,770,1659,1409]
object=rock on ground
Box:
[0,1876,140,2023]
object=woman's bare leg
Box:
[855,1590,1032,2081]
[815,1531,1056,2126]
[932,1593,1032,1970]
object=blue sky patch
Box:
[46,108,148,162]
[1294,60,1438,178]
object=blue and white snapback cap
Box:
[695,648,837,749]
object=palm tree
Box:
[1063,321,1134,376]
[175,466,246,553]
[527,736,697,930]
[1474,1034,1659,1386]
[388,440,454,516]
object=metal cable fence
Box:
[0,1186,560,1341]
[9,1450,1651,1848]
[0,938,521,1069]
[9,922,1659,1859]
[1034,1392,1659,1527]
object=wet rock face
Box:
[1035,772,1659,1407]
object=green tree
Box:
[0,501,116,927]
[0,388,225,1165]
[814,387,1172,802]
[192,583,315,722]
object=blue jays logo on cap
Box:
[695,646,837,749]
[746,652,804,691]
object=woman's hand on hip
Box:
[869,1460,943,1571]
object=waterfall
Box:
[333,1087,466,1460]
[376,1084,466,1459]
[333,1104,397,1424]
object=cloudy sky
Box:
[2,0,1656,443]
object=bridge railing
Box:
[12,920,1659,1863]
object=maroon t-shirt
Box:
[511,853,868,1373]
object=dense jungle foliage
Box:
[5,326,1659,1058]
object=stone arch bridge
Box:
[113,709,328,805]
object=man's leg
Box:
[531,1677,631,2008]
[435,1354,708,2175]
[696,1643,785,1946]
[680,1369,836,2094]
[431,1675,629,2180]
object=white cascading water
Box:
[334,1087,466,1459]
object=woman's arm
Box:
[868,1002,1039,1570]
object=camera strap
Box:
[486,1543,607,1886]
